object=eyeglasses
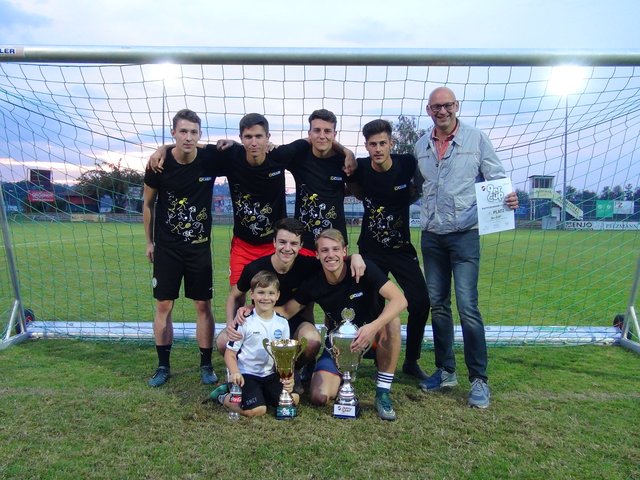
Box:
[428,102,457,113]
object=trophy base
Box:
[333,403,360,419]
[276,405,297,419]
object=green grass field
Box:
[1,221,639,478]
[1,221,637,330]
[0,340,638,479]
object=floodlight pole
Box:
[162,80,167,145]
[561,94,568,229]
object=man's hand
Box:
[146,243,154,263]
[225,325,243,342]
[147,146,168,173]
[505,192,519,210]
[216,139,235,150]
[267,142,278,152]
[349,253,366,283]
[342,149,356,176]
[234,306,253,326]
[350,323,377,352]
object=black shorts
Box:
[288,304,315,336]
[241,373,282,410]
[152,243,212,301]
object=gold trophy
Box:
[263,338,308,419]
[328,308,371,419]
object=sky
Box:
[1,0,640,196]
[3,0,639,50]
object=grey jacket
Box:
[414,120,506,234]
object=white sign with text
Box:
[475,178,515,235]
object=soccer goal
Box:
[1,46,639,352]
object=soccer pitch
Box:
[1,221,636,331]
[1,222,639,479]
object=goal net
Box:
[1,47,639,350]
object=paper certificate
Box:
[475,178,515,235]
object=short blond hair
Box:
[315,228,345,249]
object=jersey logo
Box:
[268,170,283,178]
[274,329,284,339]
[394,183,408,191]
[349,292,364,300]
[329,175,343,181]
[198,176,213,182]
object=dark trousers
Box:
[362,246,430,363]
[420,229,488,381]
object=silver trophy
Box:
[327,308,371,419]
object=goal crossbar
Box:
[2,45,640,66]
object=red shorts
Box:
[229,236,275,286]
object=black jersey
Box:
[352,154,418,253]
[285,139,348,248]
[293,259,389,330]
[236,254,322,305]
[144,147,226,247]
[215,143,297,245]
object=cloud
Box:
[1,0,49,27]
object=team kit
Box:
[142,87,519,421]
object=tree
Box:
[515,188,530,207]
[76,159,144,212]
[391,115,426,155]
[612,185,624,200]
[599,186,614,200]
[624,183,634,200]
[580,189,598,201]
[565,185,578,203]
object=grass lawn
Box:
[1,222,637,331]
[1,220,639,478]
[0,340,638,479]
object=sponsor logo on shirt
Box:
[198,176,213,182]
[349,292,363,300]
[330,176,343,181]
[394,183,408,191]
[268,170,283,178]
[274,329,284,339]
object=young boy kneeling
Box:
[210,270,298,417]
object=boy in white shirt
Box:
[210,270,298,417]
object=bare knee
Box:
[242,406,267,418]
[311,392,330,406]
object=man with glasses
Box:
[414,87,518,408]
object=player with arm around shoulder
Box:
[278,229,407,421]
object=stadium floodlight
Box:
[146,63,182,143]
[548,65,587,229]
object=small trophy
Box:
[263,338,307,419]
[328,308,370,419]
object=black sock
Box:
[199,347,213,367]
[156,344,172,369]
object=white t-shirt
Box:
[227,311,290,377]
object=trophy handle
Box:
[317,326,327,359]
[295,337,308,363]
[262,338,275,361]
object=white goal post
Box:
[1,46,639,353]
